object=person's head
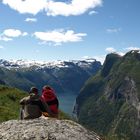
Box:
[43,85,51,90]
[29,87,38,95]
[42,85,52,93]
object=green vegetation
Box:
[0,85,27,122]
[59,110,71,120]
[0,67,34,91]
[0,85,71,123]
[0,61,101,93]
[77,50,140,140]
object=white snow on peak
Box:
[71,58,96,68]
[0,58,97,69]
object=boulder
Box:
[0,117,101,140]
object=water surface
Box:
[57,92,77,115]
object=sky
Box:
[0,0,140,63]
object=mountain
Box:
[75,50,140,140]
[0,118,101,140]
[0,58,101,93]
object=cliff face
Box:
[0,117,101,140]
[75,50,140,140]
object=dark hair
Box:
[29,87,38,94]
[43,85,52,90]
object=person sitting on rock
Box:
[41,85,59,118]
[20,87,51,119]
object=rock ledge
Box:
[0,117,101,140]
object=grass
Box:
[0,85,26,122]
[0,85,72,122]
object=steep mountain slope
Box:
[0,67,34,91]
[0,59,101,93]
[76,50,140,140]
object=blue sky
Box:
[0,0,140,63]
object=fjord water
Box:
[57,92,77,115]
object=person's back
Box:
[41,85,59,118]
[20,87,42,119]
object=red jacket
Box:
[41,88,58,114]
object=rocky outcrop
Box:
[0,117,101,140]
[121,77,139,113]
[75,50,140,139]
[107,76,140,119]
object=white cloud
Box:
[0,29,28,41]
[2,0,46,15]
[105,47,116,53]
[82,56,90,59]
[34,30,87,45]
[94,55,106,64]
[3,29,23,37]
[2,0,102,16]
[106,28,121,33]
[125,47,140,51]
[46,0,102,16]
[0,36,13,41]
[88,10,98,15]
[117,52,125,56]
[22,32,28,36]
[89,46,140,65]
[105,47,124,56]
[25,18,37,22]
[82,55,105,64]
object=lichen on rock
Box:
[0,117,101,140]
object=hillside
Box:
[76,50,140,140]
[0,85,26,122]
[0,85,75,122]
[0,59,101,93]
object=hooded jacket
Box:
[20,93,42,119]
[41,88,59,115]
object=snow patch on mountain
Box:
[0,58,97,69]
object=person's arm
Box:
[41,101,54,116]
[19,98,25,105]
[30,99,53,116]
[19,106,24,120]
[20,97,30,105]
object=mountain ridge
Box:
[75,50,140,140]
[0,58,101,93]
[0,58,98,69]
